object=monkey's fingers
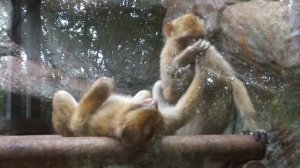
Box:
[242,128,269,145]
[199,40,210,51]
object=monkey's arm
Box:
[70,77,115,135]
[161,39,210,104]
[158,57,207,134]
[172,39,210,67]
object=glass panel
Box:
[0,0,299,167]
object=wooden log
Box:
[0,135,266,167]
[161,135,266,162]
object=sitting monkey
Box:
[52,48,209,149]
[154,13,267,142]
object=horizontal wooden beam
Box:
[0,135,266,167]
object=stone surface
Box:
[0,42,21,57]
[221,0,295,69]
[0,56,89,99]
[0,0,12,43]
[0,55,149,99]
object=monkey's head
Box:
[163,13,206,44]
[118,98,164,148]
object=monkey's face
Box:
[164,13,206,41]
[119,99,163,148]
[178,34,203,49]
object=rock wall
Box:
[0,56,89,99]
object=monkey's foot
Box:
[242,128,269,145]
[91,77,115,93]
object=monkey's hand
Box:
[174,39,211,66]
[242,128,269,144]
[187,38,211,56]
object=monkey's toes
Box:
[94,77,115,91]
[242,128,269,145]
[253,130,269,144]
[199,40,210,50]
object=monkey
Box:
[156,13,267,142]
[52,77,163,148]
[52,51,210,149]
[159,13,207,104]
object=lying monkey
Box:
[52,77,163,148]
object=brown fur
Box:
[160,14,207,103]
[52,41,210,148]
[153,40,210,134]
[157,13,261,132]
[153,13,267,168]
[52,77,163,148]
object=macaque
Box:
[156,13,267,142]
[52,53,209,149]
[52,77,163,148]
[159,14,208,104]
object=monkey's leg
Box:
[133,90,151,102]
[230,78,258,130]
[204,47,260,132]
[230,78,268,143]
[52,90,78,136]
[70,77,114,135]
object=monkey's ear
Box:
[164,22,174,37]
